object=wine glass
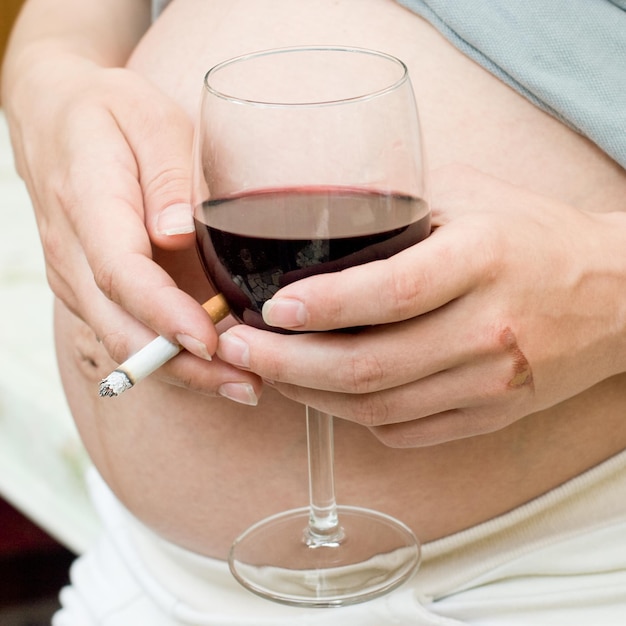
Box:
[191,46,430,607]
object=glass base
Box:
[228,505,420,607]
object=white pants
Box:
[54,449,626,625]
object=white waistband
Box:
[86,448,626,624]
[416,447,626,600]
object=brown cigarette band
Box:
[202,293,230,325]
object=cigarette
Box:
[98,294,229,398]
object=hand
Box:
[6,54,263,399]
[216,165,626,445]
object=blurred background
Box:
[1,2,100,623]
[0,1,24,73]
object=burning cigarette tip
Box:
[99,371,133,397]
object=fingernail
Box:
[176,333,212,361]
[218,382,258,406]
[217,333,250,368]
[156,203,194,236]
[262,298,307,328]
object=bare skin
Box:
[53,0,626,560]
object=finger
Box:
[371,407,517,448]
[94,248,219,362]
[43,222,160,360]
[269,345,531,427]
[61,111,218,359]
[121,94,196,250]
[55,284,263,402]
[260,219,486,332]
[147,351,264,405]
[217,299,501,394]
[56,245,264,401]
[37,203,130,334]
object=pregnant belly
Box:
[60,0,626,560]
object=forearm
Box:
[1,0,150,102]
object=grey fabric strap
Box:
[396,0,626,168]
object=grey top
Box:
[395,0,626,168]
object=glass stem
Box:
[305,406,344,546]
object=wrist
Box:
[1,0,149,103]
[2,47,98,142]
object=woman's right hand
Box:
[4,53,263,401]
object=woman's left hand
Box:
[216,165,626,447]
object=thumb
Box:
[125,93,196,250]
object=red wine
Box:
[195,187,430,331]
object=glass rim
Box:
[202,45,409,108]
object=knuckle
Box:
[348,392,390,428]
[100,330,133,366]
[384,265,422,320]
[464,409,501,435]
[260,355,286,383]
[92,255,118,301]
[475,316,518,358]
[336,350,385,393]
[370,422,422,448]
[143,164,190,201]
[243,341,285,382]
[473,222,507,280]
[39,223,65,270]
[44,267,71,304]
[461,407,517,439]
[371,428,405,448]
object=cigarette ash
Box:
[99,371,133,397]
